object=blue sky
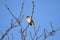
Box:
[0,0,60,40]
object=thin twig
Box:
[22,24,29,33]
[33,27,38,40]
[5,4,20,25]
[36,33,43,40]
[43,29,47,40]
[18,2,24,19]
[31,0,34,18]
[0,31,3,36]
[35,25,40,34]
[50,21,53,31]
[0,19,17,40]
[0,25,16,40]
[7,35,9,40]
[23,31,27,40]
[5,3,24,40]
[11,33,14,40]
[29,31,34,40]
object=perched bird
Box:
[26,16,34,26]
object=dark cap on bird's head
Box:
[26,16,30,18]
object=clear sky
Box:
[0,0,60,40]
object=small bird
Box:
[26,16,34,26]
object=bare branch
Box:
[0,31,3,37]
[11,33,14,40]
[22,24,29,33]
[18,2,24,19]
[56,28,60,31]
[35,25,40,34]
[23,31,27,40]
[5,2,24,40]
[5,4,20,25]
[43,29,47,40]
[7,35,9,40]
[33,27,38,40]
[48,28,60,36]
[43,27,60,40]
[0,19,17,40]
[36,33,43,40]
[50,21,53,31]
[29,31,34,40]
[31,0,34,18]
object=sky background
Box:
[0,0,60,40]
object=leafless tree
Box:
[0,0,60,40]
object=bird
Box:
[26,16,34,26]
